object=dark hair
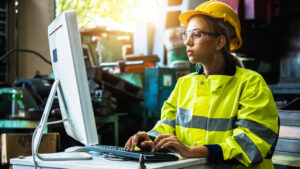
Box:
[189,14,242,67]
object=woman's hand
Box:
[151,135,192,157]
[152,135,209,158]
[124,131,154,151]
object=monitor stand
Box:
[31,80,92,166]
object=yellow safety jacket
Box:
[148,65,279,169]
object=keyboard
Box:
[84,145,179,162]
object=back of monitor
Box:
[47,10,98,145]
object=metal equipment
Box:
[144,67,176,119]
[0,87,42,119]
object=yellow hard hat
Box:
[179,0,242,51]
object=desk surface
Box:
[11,152,211,169]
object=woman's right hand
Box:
[124,131,154,151]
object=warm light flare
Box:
[133,0,160,24]
[56,0,160,32]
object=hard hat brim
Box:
[179,10,211,27]
[179,10,234,27]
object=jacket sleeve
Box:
[207,75,279,167]
[148,78,181,137]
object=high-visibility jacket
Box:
[148,66,279,169]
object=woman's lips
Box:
[186,50,194,56]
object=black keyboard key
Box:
[84,145,179,162]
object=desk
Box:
[11,152,212,169]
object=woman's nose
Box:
[184,36,193,47]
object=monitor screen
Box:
[47,10,98,145]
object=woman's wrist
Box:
[187,145,209,158]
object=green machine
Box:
[0,87,46,132]
[0,88,41,119]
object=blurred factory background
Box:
[0,0,299,168]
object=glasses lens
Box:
[182,30,212,42]
[182,31,188,41]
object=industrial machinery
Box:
[0,87,41,119]
[144,67,176,129]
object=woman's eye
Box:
[193,32,202,38]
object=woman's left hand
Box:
[152,135,192,157]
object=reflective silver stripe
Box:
[177,107,236,131]
[235,119,277,145]
[148,130,162,137]
[191,116,206,129]
[234,133,263,164]
[176,107,193,128]
[206,116,236,131]
[159,119,175,128]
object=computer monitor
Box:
[32,10,98,162]
[48,10,98,145]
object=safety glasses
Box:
[182,29,219,43]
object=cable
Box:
[0,48,52,65]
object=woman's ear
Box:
[215,35,226,51]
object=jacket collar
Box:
[196,58,236,76]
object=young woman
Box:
[125,1,279,168]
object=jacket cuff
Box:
[204,144,224,164]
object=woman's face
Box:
[184,16,216,64]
